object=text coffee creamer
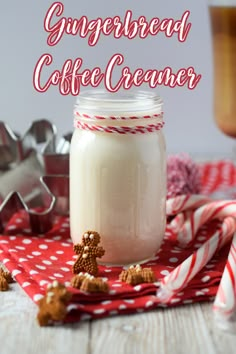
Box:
[70,90,166,265]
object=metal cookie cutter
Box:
[0,120,71,233]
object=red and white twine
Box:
[74,111,163,120]
[74,111,164,134]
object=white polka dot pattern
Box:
[0,162,233,323]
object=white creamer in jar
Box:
[70,90,166,265]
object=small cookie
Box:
[119,265,156,285]
[0,276,9,291]
[141,268,156,283]
[71,272,87,288]
[71,272,109,293]
[0,268,14,291]
[80,277,109,293]
[37,281,72,326]
[72,231,105,276]
[119,265,139,282]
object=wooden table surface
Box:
[1,282,236,354]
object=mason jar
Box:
[70,90,166,265]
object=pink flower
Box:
[167,154,201,199]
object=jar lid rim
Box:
[75,90,163,114]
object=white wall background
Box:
[0,0,234,156]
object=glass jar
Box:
[208,1,236,137]
[70,90,166,265]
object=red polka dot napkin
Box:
[0,160,235,322]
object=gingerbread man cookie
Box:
[72,231,105,276]
[37,280,72,326]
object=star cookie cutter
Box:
[0,120,70,233]
[0,119,71,174]
[0,175,69,234]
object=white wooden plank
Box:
[1,280,236,354]
[200,302,236,354]
[0,283,90,354]
[90,304,217,354]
